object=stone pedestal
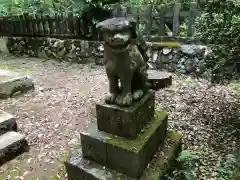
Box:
[96,90,155,139]
[81,111,167,178]
[65,90,182,179]
[65,131,182,180]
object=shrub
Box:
[173,150,200,180]
[195,0,240,83]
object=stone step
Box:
[80,111,168,179]
[0,110,17,135]
[0,69,34,98]
[65,131,182,180]
[0,131,29,165]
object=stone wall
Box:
[5,37,209,77]
[150,44,209,78]
[6,37,104,65]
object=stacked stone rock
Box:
[0,69,33,165]
[0,111,29,165]
[65,90,182,180]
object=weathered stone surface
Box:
[81,126,107,166]
[65,130,182,180]
[66,148,132,180]
[0,110,17,135]
[0,131,29,165]
[0,69,34,98]
[147,70,172,90]
[97,17,150,107]
[81,111,168,178]
[96,90,155,138]
[141,131,182,180]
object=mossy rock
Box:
[141,131,182,180]
[106,111,168,153]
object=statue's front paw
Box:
[133,89,144,100]
[105,93,117,104]
[115,94,122,105]
[122,93,133,106]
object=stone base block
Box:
[96,90,155,139]
[0,110,17,135]
[0,69,34,98]
[0,131,29,165]
[65,131,182,180]
[81,111,168,178]
[147,70,172,90]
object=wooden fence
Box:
[0,13,98,40]
[111,2,204,37]
[0,2,204,40]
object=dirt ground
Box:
[0,55,108,179]
[0,54,239,180]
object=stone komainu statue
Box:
[96,17,150,106]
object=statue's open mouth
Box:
[105,40,130,51]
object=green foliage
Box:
[195,0,240,83]
[178,18,188,36]
[0,5,8,16]
[217,154,239,180]
[174,150,200,180]
[125,0,191,9]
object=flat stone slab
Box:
[147,70,172,90]
[0,69,34,98]
[65,131,182,180]
[80,111,168,178]
[0,131,29,165]
[0,110,17,135]
[96,90,155,139]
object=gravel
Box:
[0,54,239,179]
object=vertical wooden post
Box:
[144,5,153,35]
[23,13,28,35]
[76,16,82,38]
[68,12,74,34]
[135,6,140,32]
[32,14,38,35]
[55,13,61,34]
[8,16,13,35]
[187,2,197,36]
[45,15,51,35]
[19,15,24,35]
[121,6,128,17]
[0,18,2,35]
[38,14,44,35]
[28,14,34,36]
[158,6,165,36]
[60,13,65,34]
[172,3,181,36]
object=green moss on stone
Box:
[168,131,182,141]
[232,165,240,180]
[106,111,168,153]
[141,131,182,180]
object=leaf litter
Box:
[0,55,239,179]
